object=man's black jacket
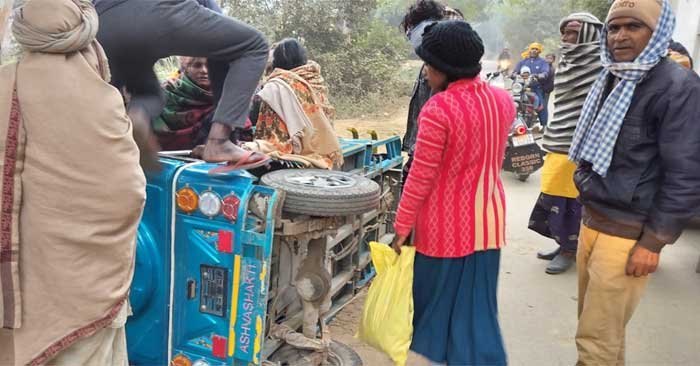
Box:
[575,58,700,252]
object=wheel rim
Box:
[285,173,356,189]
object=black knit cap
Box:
[416,20,484,79]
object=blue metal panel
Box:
[127,158,186,365]
[170,165,279,366]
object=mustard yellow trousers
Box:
[576,225,650,366]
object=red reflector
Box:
[516,126,527,135]
[222,194,240,222]
[217,230,233,253]
[212,335,227,359]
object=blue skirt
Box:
[411,250,507,366]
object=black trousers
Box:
[96,0,268,128]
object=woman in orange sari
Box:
[243,39,342,170]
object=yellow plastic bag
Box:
[357,242,415,366]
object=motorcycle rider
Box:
[516,66,543,115]
[497,47,513,74]
[513,43,551,128]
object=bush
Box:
[222,0,411,118]
[316,19,411,117]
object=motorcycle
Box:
[486,71,544,182]
[509,74,542,129]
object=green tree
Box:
[567,0,611,21]
[490,0,610,56]
[221,0,410,116]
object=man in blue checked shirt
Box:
[568,0,700,364]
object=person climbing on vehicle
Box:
[93,0,271,172]
[240,38,343,172]
[399,0,463,184]
[392,20,515,366]
[513,42,551,127]
[528,12,603,275]
[568,0,700,363]
[0,0,146,364]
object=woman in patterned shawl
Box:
[243,38,342,169]
[152,57,216,150]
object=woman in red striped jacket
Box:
[392,20,515,365]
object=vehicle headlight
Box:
[192,360,210,366]
[511,83,523,94]
[199,191,222,217]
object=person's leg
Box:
[528,193,560,260]
[541,92,550,126]
[447,250,506,366]
[50,303,129,366]
[536,89,547,126]
[544,197,580,274]
[575,228,650,365]
[146,1,268,164]
[98,0,269,165]
[559,199,583,254]
[411,253,461,365]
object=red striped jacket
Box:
[394,78,516,258]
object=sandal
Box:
[208,150,271,174]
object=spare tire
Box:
[260,169,380,217]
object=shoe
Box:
[546,252,575,274]
[536,247,560,260]
[531,123,544,133]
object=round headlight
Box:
[192,360,210,366]
[199,191,222,217]
[176,187,198,214]
[511,82,523,94]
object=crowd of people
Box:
[393,0,700,365]
[0,0,698,365]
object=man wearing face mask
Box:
[529,13,603,275]
[399,0,462,183]
[568,0,700,364]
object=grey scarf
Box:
[543,14,603,154]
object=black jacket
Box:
[403,66,432,152]
[575,58,700,252]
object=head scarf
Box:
[543,12,603,154]
[569,0,675,176]
[12,0,98,54]
[529,42,544,53]
[0,0,145,364]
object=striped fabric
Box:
[569,0,675,176]
[394,78,516,258]
[543,16,602,154]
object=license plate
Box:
[512,134,535,147]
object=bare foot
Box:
[201,139,267,164]
[202,122,268,164]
